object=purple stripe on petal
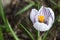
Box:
[33,7,53,25]
[34,17,36,23]
[40,7,53,25]
[44,9,53,25]
[42,7,48,20]
[33,13,38,23]
[47,9,53,20]
[43,7,53,20]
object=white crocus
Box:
[30,6,55,31]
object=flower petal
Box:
[47,17,53,29]
[38,6,49,20]
[30,9,38,23]
[33,22,51,31]
[47,8,55,23]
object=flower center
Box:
[38,15,45,23]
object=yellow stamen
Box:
[38,15,45,22]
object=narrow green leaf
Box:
[15,1,35,16]
[0,0,20,40]
[50,0,57,5]
[6,20,20,40]
[0,27,4,40]
[19,24,34,40]
[42,31,49,40]
[35,0,41,10]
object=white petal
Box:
[34,6,45,22]
[47,8,55,23]
[34,14,39,22]
[33,22,51,31]
[48,17,53,25]
[30,9,38,23]
[47,17,53,30]
[38,6,46,16]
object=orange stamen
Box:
[38,15,45,22]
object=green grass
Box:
[0,0,20,40]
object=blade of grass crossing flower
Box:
[19,24,34,40]
[0,0,20,40]
[0,27,4,40]
[37,1,41,40]
[15,1,35,16]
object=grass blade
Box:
[49,0,57,5]
[19,24,34,40]
[0,0,20,40]
[15,1,35,16]
[6,20,20,40]
[42,31,49,40]
[0,27,4,40]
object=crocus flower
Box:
[30,6,55,31]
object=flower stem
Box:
[37,31,41,40]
